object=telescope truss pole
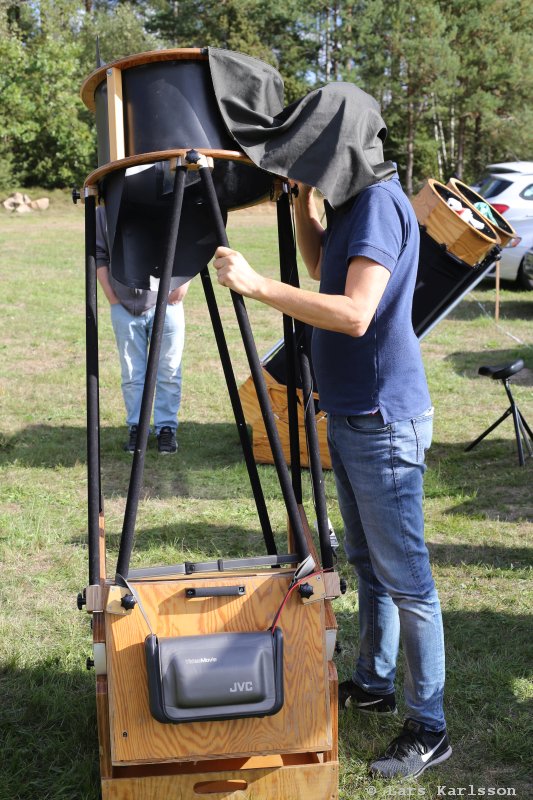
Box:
[84,188,104,587]
[275,185,303,504]
[193,152,311,565]
[276,189,334,570]
[200,265,277,555]
[115,164,187,580]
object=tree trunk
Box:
[456,115,466,179]
[406,95,415,197]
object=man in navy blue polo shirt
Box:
[212,171,450,779]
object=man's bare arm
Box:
[213,248,389,338]
[293,185,325,281]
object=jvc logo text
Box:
[229,681,253,693]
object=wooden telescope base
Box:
[101,759,338,799]
[89,513,339,799]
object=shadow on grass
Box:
[428,439,533,522]
[334,606,533,783]
[0,420,247,468]
[2,612,531,799]
[441,609,533,777]
[446,283,533,322]
[427,541,532,569]
[100,520,284,562]
[0,658,99,800]
[443,346,533,383]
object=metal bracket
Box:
[106,585,134,616]
[323,571,342,600]
[169,151,214,172]
[85,584,104,613]
[299,573,327,605]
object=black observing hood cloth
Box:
[208,47,397,208]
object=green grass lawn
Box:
[0,192,532,800]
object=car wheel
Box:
[517,260,533,291]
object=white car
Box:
[475,171,533,220]
[521,245,533,285]
[486,217,533,290]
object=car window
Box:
[478,178,512,198]
[519,184,533,200]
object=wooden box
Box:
[238,368,331,470]
[95,568,338,798]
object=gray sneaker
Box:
[370,719,452,778]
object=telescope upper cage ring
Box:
[81,47,273,209]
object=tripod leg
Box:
[197,160,311,564]
[464,407,512,452]
[200,266,277,554]
[116,166,187,580]
[510,400,526,466]
[517,409,533,442]
[517,413,533,458]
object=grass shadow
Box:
[427,541,532,570]
[444,346,533,383]
[334,605,532,785]
[100,521,286,564]
[0,659,99,800]
[0,421,247,470]
[427,439,533,521]
[445,281,533,322]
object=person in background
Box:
[95,205,190,454]
[211,172,450,779]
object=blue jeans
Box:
[327,409,446,731]
[110,302,185,434]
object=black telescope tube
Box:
[276,192,302,503]
[200,265,277,554]
[198,164,309,562]
[85,192,102,586]
[277,195,334,569]
[116,166,187,579]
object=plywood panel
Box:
[102,762,338,800]
[239,370,331,470]
[106,572,331,764]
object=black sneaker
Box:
[123,425,138,453]
[370,719,452,778]
[157,426,177,454]
[338,679,397,714]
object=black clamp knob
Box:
[72,188,81,204]
[298,582,314,600]
[185,149,201,165]
[86,657,94,670]
[120,594,136,611]
[77,591,86,611]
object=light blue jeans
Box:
[110,302,185,434]
[327,409,446,731]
